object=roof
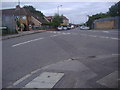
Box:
[1,5,48,24]
[94,16,120,23]
[31,13,48,23]
[1,7,31,16]
[62,16,69,20]
[46,16,53,19]
[46,16,69,20]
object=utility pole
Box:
[18,0,20,6]
[57,5,62,15]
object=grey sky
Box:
[1,2,116,24]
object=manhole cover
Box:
[87,56,96,58]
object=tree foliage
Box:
[52,13,63,26]
[45,14,63,27]
[108,1,120,16]
[86,13,110,29]
[23,5,44,17]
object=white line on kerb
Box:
[12,38,44,47]
[13,74,31,86]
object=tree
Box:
[23,5,44,17]
[108,1,120,16]
[52,14,63,26]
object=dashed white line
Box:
[112,54,120,56]
[102,31,109,33]
[53,35,57,37]
[12,38,44,47]
[110,37,118,40]
[80,34,118,40]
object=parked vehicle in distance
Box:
[67,26,71,30]
[57,26,63,30]
[71,25,74,29]
[63,26,68,30]
[80,26,90,30]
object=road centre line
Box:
[12,38,44,47]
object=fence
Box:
[32,25,56,30]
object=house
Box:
[1,5,49,32]
[46,15,69,25]
[93,16,120,30]
[45,16,53,22]
[62,16,69,25]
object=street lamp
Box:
[57,5,62,15]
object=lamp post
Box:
[57,5,62,15]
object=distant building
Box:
[62,16,69,25]
[46,15,69,25]
[93,16,120,30]
[1,5,49,32]
[45,16,53,22]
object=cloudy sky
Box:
[1,1,116,24]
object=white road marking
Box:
[13,74,31,86]
[53,35,57,37]
[12,38,44,47]
[103,31,109,33]
[66,33,71,34]
[80,34,118,40]
[24,72,64,88]
[53,31,57,34]
[112,54,120,56]
[110,37,118,40]
[7,59,71,88]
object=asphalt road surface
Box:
[2,28,119,88]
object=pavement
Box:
[2,28,119,89]
[0,30,46,40]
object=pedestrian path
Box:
[0,30,45,40]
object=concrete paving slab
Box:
[24,72,64,88]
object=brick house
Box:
[62,16,69,25]
[1,5,49,32]
[46,15,69,25]
[45,16,53,22]
[93,16,120,30]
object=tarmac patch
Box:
[96,71,118,88]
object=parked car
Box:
[71,25,74,29]
[57,26,63,30]
[63,26,68,30]
[80,26,90,30]
[67,26,71,30]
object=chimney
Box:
[16,5,20,10]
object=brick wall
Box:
[95,20,115,29]
[93,16,120,30]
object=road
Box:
[2,28,119,88]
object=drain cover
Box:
[24,72,64,88]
